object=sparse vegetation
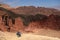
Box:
[17,14,48,26]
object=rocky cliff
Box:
[0,5,60,33]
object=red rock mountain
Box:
[0,4,60,33]
[11,6,60,15]
[0,4,11,9]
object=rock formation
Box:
[0,5,60,33]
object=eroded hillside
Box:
[0,5,60,33]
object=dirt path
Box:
[0,31,60,40]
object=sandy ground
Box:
[33,29,60,38]
[0,31,60,40]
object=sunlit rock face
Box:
[0,14,60,33]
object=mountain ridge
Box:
[0,4,60,33]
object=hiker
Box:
[16,32,21,37]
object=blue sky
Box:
[0,0,60,8]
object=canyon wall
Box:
[0,6,60,33]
